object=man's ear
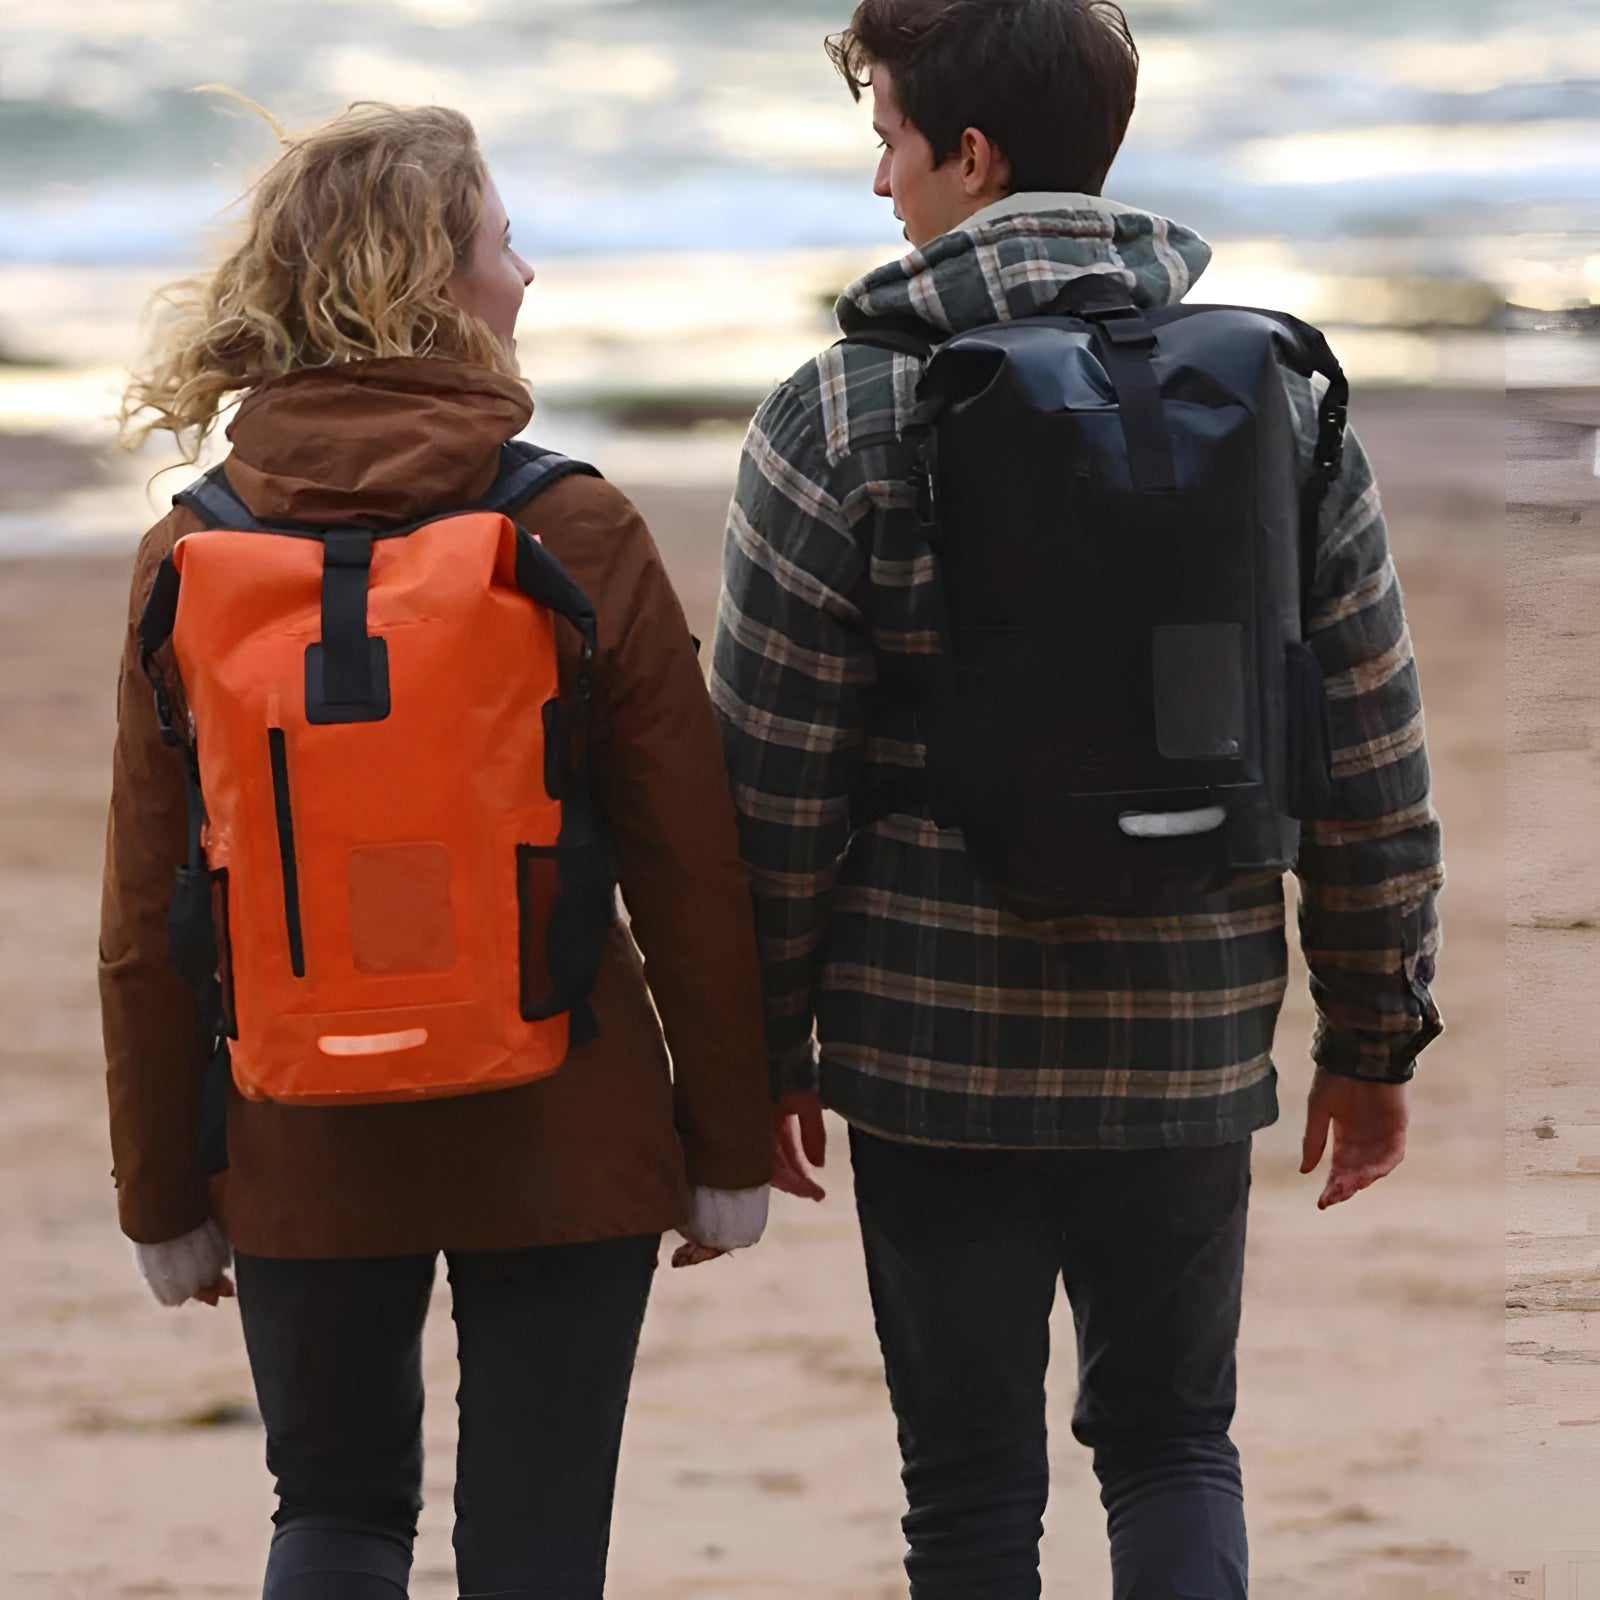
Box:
[960,126,1013,200]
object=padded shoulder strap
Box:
[838,323,941,362]
[480,441,602,515]
[172,465,271,532]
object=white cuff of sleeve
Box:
[135,1217,233,1308]
[680,1185,770,1252]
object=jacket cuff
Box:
[681,1185,770,1251]
[1311,1012,1441,1085]
[134,1217,232,1308]
[769,1039,820,1100]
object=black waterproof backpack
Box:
[846,275,1348,916]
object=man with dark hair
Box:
[712,1,1443,1594]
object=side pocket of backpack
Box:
[516,829,616,1024]
[1285,640,1334,820]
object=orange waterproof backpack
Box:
[137,443,616,1111]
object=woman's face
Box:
[445,175,534,354]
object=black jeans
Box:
[850,1129,1251,1600]
[235,1234,660,1600]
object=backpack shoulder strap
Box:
[831,321,947,460]
[172,465,270,532]
[837,324,941,362]
[1261,312,1350,524]
[480,441,603,516]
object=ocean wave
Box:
[2,0,1597,263]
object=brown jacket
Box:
[100,359,773,1257]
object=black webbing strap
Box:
[1041,277,1178,494]
[138,555,181,664]
[1287,320,1351,592]
[480,441,602,515]
[509,517,610,1041]
[135,561,211,937]
[512,527,597,642]
[172,467,270,532]
[513,528,600,753]
[135,552,227,1159]
[1087,313,1177,492]
[318,530,376,707]
[136,555,187,762]
[839,326,948,523]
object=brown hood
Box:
[224,358,534,526]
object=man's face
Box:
[870,65,976,250]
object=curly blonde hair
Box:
[122,99,519,459]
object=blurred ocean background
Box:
[1,0,1597,546]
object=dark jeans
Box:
[850,1128,1251,1600]
[235,1234,660,1600]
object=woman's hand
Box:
[192,1275,238,1306]
[670,1241,726,1268]
[670,1184,770,1267]
[134,1217,235,1307]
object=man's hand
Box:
[1300,1067,1410,1210]
[773,1090,828,1202]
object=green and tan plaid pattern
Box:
[712,201,1443,1149]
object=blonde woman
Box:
[103,102,773,1598]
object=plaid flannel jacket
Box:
[711,197,1443,1149]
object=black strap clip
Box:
[1082,302,1158,348]
[1315,397,1349,478]
[901,398,946,538]
[146,669,183,750]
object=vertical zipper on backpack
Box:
[267,728,307,977]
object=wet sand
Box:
[1,391,1504,1597]
[1506,386,1600,1583]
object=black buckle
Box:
[907,433,939,536]
[143,661,183,749]
[1085,304,1157,348]
[1316,404,1348,475]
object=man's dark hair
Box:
[827,0,1138,196]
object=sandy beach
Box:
[1505,384,1600,1589]
[1,389,1505,1597]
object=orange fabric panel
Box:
[348,844,456,974]
[170,511,569,1106]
